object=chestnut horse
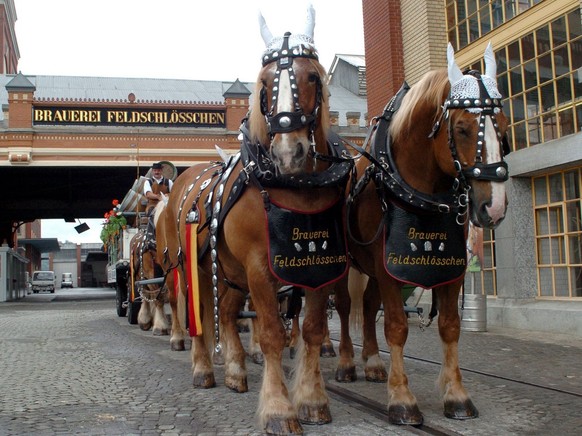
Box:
[129,207,170,335]
[157,7,353,434]
[334,43,509,425]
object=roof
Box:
[85,251,107,262]
[333,54,366,68]
[0,61,368,126]
[18,238,60,253]
[0,74,252,105]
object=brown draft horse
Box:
[334,43,509,425]
[157,7,353,434]
[129,213,170,335]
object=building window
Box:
[456,7,581,152]
[446,0,539,51]
[533,168,582,298]
[467,228,498,296]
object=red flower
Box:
[112,199,119,206]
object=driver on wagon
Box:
[143,162,173,249]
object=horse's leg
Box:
[152,296,170,336]
[190,271,216,389]
[288,315,300,359]
[168,268,187,351]
[436,283,479,420]
[247,298,264,364]
[221,288,249,393]
[334,272,357,382]
[287,291,302,359]
[291,288,332,425]
[251,281,301,435]
[320,298,336,358]
[361,278,387,382]
[136,261,153,331]
[379,276,423,425]
[137,299,153,331]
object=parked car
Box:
[31,271,56,293]
[61,273,74,289]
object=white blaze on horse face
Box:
[484,116,506,224]
[272,67,310,173]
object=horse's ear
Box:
[483,41,497,80]
[302,3,316,40]
[258,10,273,46]
[447,42,464,86]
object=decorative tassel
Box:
[186,222,202,336]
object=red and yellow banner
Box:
[186,223,202,336]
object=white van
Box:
[31,271,56,293]
[61,273,74,289]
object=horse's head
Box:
[248,5,329,175]
[439,43,509,229]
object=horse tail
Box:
[348,267,368,334]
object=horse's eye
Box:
[308,73,319,83]
[456,125,471,137]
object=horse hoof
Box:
[264,416,303,435]
[139,321,152,331]
[335,366,357,383]
[225,376,248,393]
[170,340,185,351]
[193,373,216,389]
[444,399,479,420]
[289,347,296,359]
[152,328,169,336]
[364,367,388,383]
[320,344,336,358]
[250,352,264,365]
[388,404,423,425]
[298,403,332,425]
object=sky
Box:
[14,0,365,244]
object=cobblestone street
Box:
[1,289,581,435]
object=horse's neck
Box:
[392,134,448,195]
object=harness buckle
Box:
[242,161,256,183]
[438,204,451,213]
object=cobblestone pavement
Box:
[1,289,581,435]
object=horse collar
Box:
[239,123,353,190]
[371,82,461,215]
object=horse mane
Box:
[390,69,450,145]
[247,58,330,146]
[153,193,168,227]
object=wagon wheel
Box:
[116,280,128,317]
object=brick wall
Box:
[362,0,448,116]
[400,0,448,85]
[362,0,405,118]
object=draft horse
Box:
[129,207,170,335]
[158,7,352,435]
[334,43,509,425]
